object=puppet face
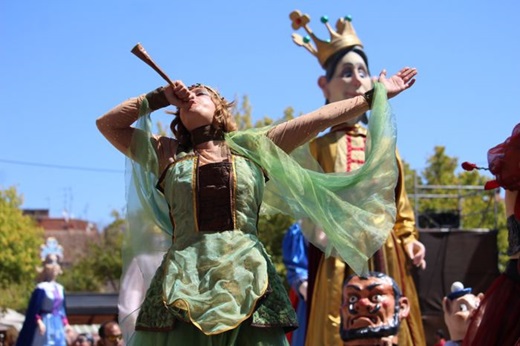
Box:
[42,254,62,281]
[340,274,409,343]
[320,50,372,104]
[443,292,483,340]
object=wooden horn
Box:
[131,43,175,87]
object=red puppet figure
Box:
[461,124,520,345]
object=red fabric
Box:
[483,180,499,190]
[487,123,520,191]
[516,193,520,221]
[285,287,299,343]
[462,274,520,346]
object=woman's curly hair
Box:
[168,84,237,148]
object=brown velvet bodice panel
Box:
[197,161,234,232]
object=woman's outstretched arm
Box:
[268,67,417,152]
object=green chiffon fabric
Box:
[225,82,397,273]
[121,82,397,345]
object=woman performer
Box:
[97,61,416,345]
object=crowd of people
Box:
[9,8,519,346]
[71,321,124,346]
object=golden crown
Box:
[289,10,363,68]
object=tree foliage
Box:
[233,96,297,130]
[0,187,44,310]
[233,95,254,130]
[257,214,294,279]
[402,146,508,270]
[61,211,124,292]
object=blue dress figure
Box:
[16,238,70,346]
[282,222,308,346]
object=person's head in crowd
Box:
[74,333,94,346]
[97,321,123,346]
[340,271,410,345]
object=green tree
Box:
[420,146,459,213]
[416,146,504,228]
[233,95,253,130]
[156,121,170,136]
[406,146,507,270]
[62,211,124,292]
[257,213,294,280]
[401,157,420,211]
[60,255,101,292]
[0,187,44,310]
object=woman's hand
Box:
[163,81,195,109]
[377,67,417,99]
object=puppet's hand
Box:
[37,319,46,335]
[379,336,394,346]
[378,67,417,99]
[65,324,75,343]
[298,280,308,302]
[405,240,426,270]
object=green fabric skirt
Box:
[130,320,290,346]
[130,242,297,345]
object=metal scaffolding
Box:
[409,174,500,230]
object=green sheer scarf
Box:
[225,83,397,274]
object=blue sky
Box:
[1,0,519,228]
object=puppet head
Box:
[442,281,484,342]
[340,272,409,345]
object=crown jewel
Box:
[289,10,363,68]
